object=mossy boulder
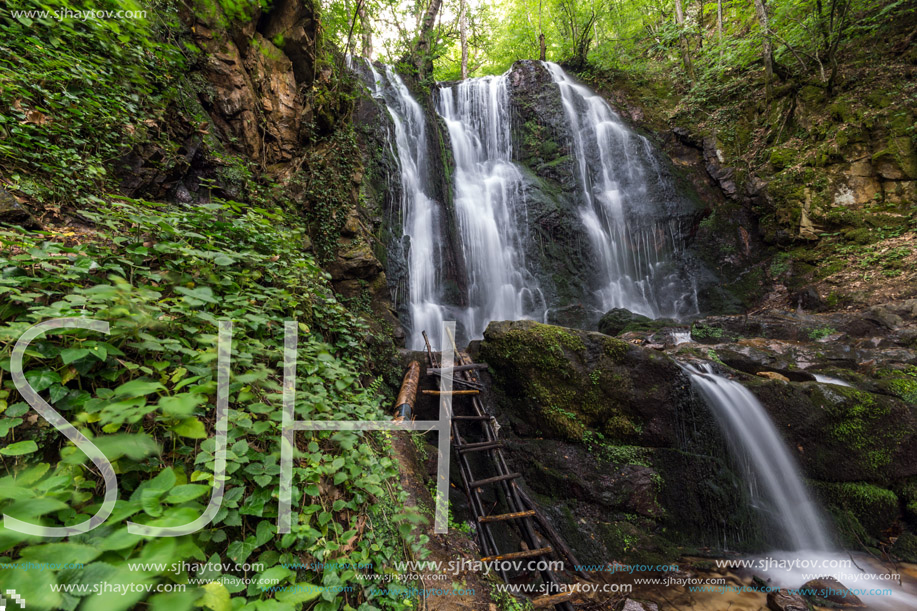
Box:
[480,320,670,443]
[891,531,917,563]
[477,320,764,560]
[812,481,900,539]
[745,378,917,483]
[598,307,674,336]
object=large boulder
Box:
[800,576,866,607]
[476,320,762,563]
[766,589,808,611]
[598,307,673,336]
[0,187,37,228]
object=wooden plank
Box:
[421,389,480,396]
[480,546,553,563]
[531,591,578,609]
[469,472,520,488]
[427,363,488,375]
[478,510,536,523]
[457,440,504,453]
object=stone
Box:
[598,308,653,336]
[0,187,37,227]
[243,33,300,163]
[756,371,790,382]
[615,599,659,611]
[800,576,866,607]
[326,242,384,281]
[766,588,808,611]
[883,180,916,205]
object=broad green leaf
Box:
[0,440,38,456]
[21,543,102,564]
[275,584,322,605]
[60,348,91,364]
[158,393,204,417]
[196,582,231,611]
[165,484,210,504]
[25,370,61,393]
[172,417,207,439]
[113,379,165,398]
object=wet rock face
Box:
[478,315,917,563]
[800,576,866,607]
[505,60,597,323]
[0,187,37,228]
[477,320,761,563]
[766,588,809,611]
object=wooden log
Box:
[456,440,504,453]
[421,389,479,396]
[478,510,535,523]
[531,591,578,608]
[469,472,520,488]
[426,363,488,375]
[480,546,552,563]
[393,361,420,422]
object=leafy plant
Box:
[0,197,427,610]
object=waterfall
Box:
[359,60,704,346]
[813,373,853,387]
[366,63,448,349]
[543,62,697,319]
[436,75,547,341]
[685,363,831,551]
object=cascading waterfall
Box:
[813,373,853,387]
[436,75,547,341]
[365,62,449,349]
[685,363,831,551]
[544,62,697,319]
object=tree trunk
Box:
[538,0,546,60]
[753,0,774,101]
[414,0,444,77]
[459,0,468,79]
[717,0,723,50]
[674,0,696,81]
[358,3,372,59]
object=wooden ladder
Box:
[421,331,586,610]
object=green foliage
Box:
[0,0,186,204]
[808,326,838,340]
[582,431,650,467]
[490,588,533,611]
[296,122,361,264]
[0,198,426,610]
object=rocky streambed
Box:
[400,299,916,607]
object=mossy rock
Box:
[812,481,899,539]
[479,320,680,445]
[891,531,917,563]
[597,307,673,336]
[770,148,797,171]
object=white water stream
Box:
[436,75,547,341]
[685,362,831,551]
[544,62,698,319]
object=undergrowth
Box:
[0,198,427,610]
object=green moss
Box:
[813,481,899,539]
[887,378,917,405]
[603,336,628,362]
[769,148,797,170]
[891,532,917,563]
[823,387,900,474]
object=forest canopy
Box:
[319,0,914,86]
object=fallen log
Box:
[393,361,420,422]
